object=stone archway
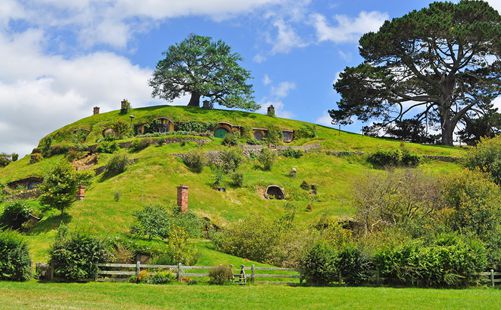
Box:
[265,185,285,200]
[214,123,233,138]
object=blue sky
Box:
[0,0,499,155]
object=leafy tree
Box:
[363,118,433,143]
[40,162,79,215]
[458,109,501,145]
[130,206,170,240]
[465,135,501,185]
[150,34,258,110]
[330,1,501,145]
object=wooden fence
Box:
[478,269,501,288]
[96,262,301,284]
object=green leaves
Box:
[150,34,258,110]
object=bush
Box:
[129,139,152,153]
[208,265,234,285]
[367,149,402,167]
[104,154,129,177]
[299,243,338,285]
[50,231,109,281]
[295,125,317,139]
[374,235,487,287]
[337,246,372,285]
[222,133,239,146]
[171,207,203,238]
[281,147,303,158]
[0,201,34,230]
[218,150,243,173]
[182,151,206,173]
[230,172,244,187]
[40,162,79,215]
[165,225,198,265]
[401,150,421,167]
[0,231,32,281]
[97,141,119,154]
[266,126,283,145]
[257,148,276,171]
[130,206,170,240]
[30,152,42,164]
[465,135,501,185]
[134,270,176,284]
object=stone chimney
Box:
[267,105,275,117]
[77,185,86,200]
[93,106,100,115]
[177,185,189,213]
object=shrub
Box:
[0,201,34,230]
[120,99,131,114]
[182,151,206,173]
[30,152,42,164]
[97,141,119,154]
[50,232,109,281]
[299,243,338,285]
[104,154,129,177]
[130,206,170,240]
[465,135,501,185]
[209,265,234,285]
[257,148,276,171]
[0,231,32,281]
[11,153,19,161]
[133,270,176,284]
[230,172,244,187]
[171,207,203,238]
[367,149,402,167]
[0,153,10,167]
[266,126,283,145]
[218,150,243,173]
[112,120,132,139]
[129,139,152,153]
[281,147,303,158]
[222,133,239,146]
[401,150,421,167]
[295,125,317,139]
[165,225,198,265]
[337,245,372,285]
[40,162,79,215]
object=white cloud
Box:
[270,18,307,54]
[263,74,272,86]
[315,113,334,127]
[271,81,296,98]
[311,11,388,43]
[257,100,293,119]
[0,29,162,156]
[493,96,501,112]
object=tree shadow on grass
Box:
[27,213,72,235]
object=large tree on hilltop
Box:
[330,1,501,145]
[149,34,258,110]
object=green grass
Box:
[0,281,499,309]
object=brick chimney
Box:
[177,185,189,213]
[93,106,100,115]
[77,185,86,200]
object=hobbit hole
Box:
[253,128,268,141]
[265,185,285,200]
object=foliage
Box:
[129,138,153,153]
[120,99,131,114]
[0,201,34,230]
[330,1,501,145]
[39,162,79,215]
[367,149,420,167]
[230,172,244,187]
[222,133,239,146]
[0,231,32,281]
[337,245,373,285]
[171,207,203,238]
[257,148,276,171]
[218,149,243,173]
[30,152,42,164]
[362,119,433,144]
[299,243,338,285]
[182,150,206,173]
[465,135,501,185]
[175,121,212,133]
[111,120,132,139]
[375,234,487,287]
[165,225,198,265]
[49,230,109,281]
[266,126,283,145]
[208,265,234,285]
[134,270,176,284]
[40,137,53,157]
[130,206,170,240]
[96,141,119,154]
[280,147,303,159]
[150,34,258,110]
[458,110,501,146]
[104,153,129,177]
[294,125,316,139]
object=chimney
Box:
[77,185,86,200]
[177,185,189,213]
[93,106,100,115]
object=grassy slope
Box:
[0,281,499,310]
[0,106,466,262]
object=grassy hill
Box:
[0,105,465,262]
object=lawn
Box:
[0,281,499,309]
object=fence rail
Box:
[96,262,301,284]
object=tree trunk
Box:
[188,92,201,107]
[441,120,455,146]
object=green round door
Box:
[214,128,229,138]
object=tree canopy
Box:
[40,163,79,215]
[330,1,501,145]
[150,34,258,110]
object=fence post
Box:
[177,263,182,282]
[491,269,495,288]
[251,264,255,284]
[240,265,246,285]
[136,260,140,278]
